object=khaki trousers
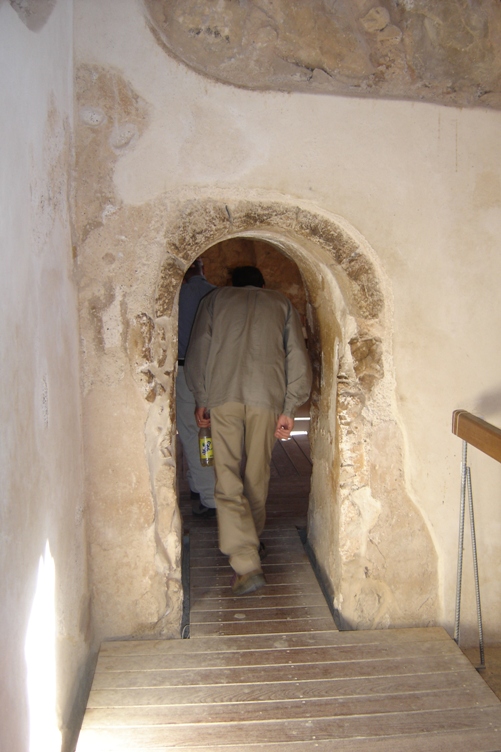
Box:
[210,402,277,575]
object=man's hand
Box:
[274,414,294,440]
[195,407,211,427]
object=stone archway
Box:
[78,189,438,640]
[145,193,439,633]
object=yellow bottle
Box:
[198,411,214,467]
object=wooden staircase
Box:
[76,433,501,751]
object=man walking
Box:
[184,266,311,595]
[176,258,216,516]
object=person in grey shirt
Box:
[176,259,216,515]
[185,266,311,594]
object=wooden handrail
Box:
[452,410,501,464]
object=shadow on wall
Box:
[474,387,501,424]
[9,0,57,31]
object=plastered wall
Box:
[0,2,92,750]
[75,0,501,647]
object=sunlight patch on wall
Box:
[24,541,61,752]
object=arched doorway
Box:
[176,236,313,538]
[147,193,438,634]
[81,190,438,640]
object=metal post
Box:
[466,466,485,669]
[454,440,468,645]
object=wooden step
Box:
[78,628,501,751]
[75,433,501,751]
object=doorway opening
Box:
[145,193,439,636]
[176,235,314,519]
[175,238,315,633]
[80,193,439,643]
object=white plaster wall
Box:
[0,2,92,750]
[76,0,501,643]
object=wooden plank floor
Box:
[189,523,335,638]
[76,422,501,751]
[77,626,501,751]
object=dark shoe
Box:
[231,569,266,596]
[190,491,201,501]
[192,499,216,517]
[259,541,267,560]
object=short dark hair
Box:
[231,266,265,288]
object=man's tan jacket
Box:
[184,285,312,418]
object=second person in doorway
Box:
[176,258,217,516]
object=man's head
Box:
[183,258,204,282]
[231,266,265,288]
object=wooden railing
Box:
[452,410,501,669]
[452,410,501,464]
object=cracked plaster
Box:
[142,0,501,110]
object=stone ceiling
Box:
[143,0,501,109]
